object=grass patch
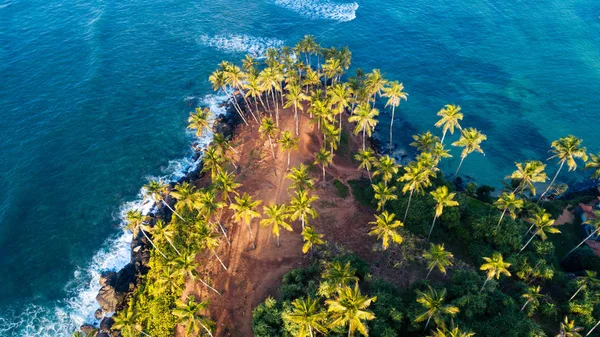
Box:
[348,178,376,208]
[333,179,349,198]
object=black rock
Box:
[100,316,115,332]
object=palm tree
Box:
[372,182,398,211]
[209,68,247,125]
[261,204,293,247]
[415,286,459,331]
[435,104,463,144]
[201,146,225,180]
[411,131,440,153]
[329,83,352,134]
[423,243,454,279]
[569,271,600,302]
[284,83,308,135]
[230,193,261,249]
[354,149,376,182]
[480,253,511,292]
[539,136,588,202]
[259,116,279,159]
[325,283,377,337]
[452,128,486,177]
[366,69,386,107]
[323,122,341,154]
[213,132,238,169]
[301,226,325,254]
[520,285,542,314]
[195,221,228,270]
[368,211,403,250]
[112,306,152,337]
[188,107,212,138]
[124,210,167,259]
[143,179,186,222]
[213,170,241,204]
[172,296,215,337]
[427,186,459,242]
[288,189,318,229]
[399,161,435,222]
[279,131,299,168]
[349,103,379,151]
[494,192,524,229]
[196,189,229,244]
[556,316,583,337]
[585,153,600,179]
[508,160,548,195]
[382,81,408,149]
[170,251,220,295]
[171,181,198,215]
[243,73,267,118]
[429,324,475,337]
[319,261,358,297]
[314,147,333,182]
[145,219,181,256]
[564,210,600,258]
[520,212,560,252]
[155,265,181,295]
[283,297,328,337]
[287,164,316,192]
[372,155,399,186]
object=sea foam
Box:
[199,34,285,57]
[0,93,228,337]
[272,0,358,22]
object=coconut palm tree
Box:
[520,285,542,314]
[372,182,398,211]
[494,192,524,229]
[309,97,332,131]
[260,204,293,247]
[188,107,212,138]
[209,68,247,125]
[427,186,459,242]
[366,69,386,107]
[329,83,352,134]
[213,170,241,204]
[284,83,308,135]
[287,164,316,192]
[230,192,261,249]
[429,324,475,337]
[325,283,377,337]
[452,128,486,177]
[415,286,459,331]
[145,219,181,256]
[283,297,328,337]
[323,57,343,88]
[303,67,321,93]
[259,67,282,125]
[323,122,341,154]
[154,265,181,295]
[354,149,376,182]
[314,147,333,182]
[288,189,318,229]
[195,189,229,244]
[372,155,399,186]
[112,306,152,337]
[143,179,186,222]
[243,73,267,118]
[564,210,600,258]
[319,261,358,297]
[569,270,600,302]
[508,160,548,195]
[124,210,167,259]
[382,81,408,149]
[557,316,584,337]
[172,296,215,337]
[301,226,325,254]
[170,251,220,295]
[349,103,379,151]
[423,243,454,279]
[259,116,279,159]
[520,212,560,252]
[368,211,403,250]
[585,153,600,179]
[399,161,435,222]
[480,253,511,292]
[201,146,225,180]
[278,131,299,168]
[539,136,588,202]
[435,104,463,144]
[411,131,440,153]
[195,221,227,270]
[212,132,238,169]
[171,181,198,215]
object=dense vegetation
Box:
[74,36,600,337]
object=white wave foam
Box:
[273,0,358,22]
[199,34,284,57]
[0,93,229,337]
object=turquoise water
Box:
[0,0,598,335]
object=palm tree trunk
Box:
[362,126,366,151]
[496,208,507,229]
[520,299,531,312]
[162,200,186,223]
[564,227,600,259]
[480,277,490,293]
[455,156,466,177]
[223,87,248,126]
[287,150,291,168]
[322,164,326,182]
[214,219,231,246]
[440,130,447,144]
[309,326,314,337]
[519,233,537,253]
[538,161,565,203]
[165,236,182,256]
[294,105,299,135]
[141,229,167,259]
[301,214,305,229]
[271,90,279,127]
[426,265,435,279]
[389,105,395,150]
[213,250,227,270]
[403,190,414,223]
[200,322,214,337]
[197,277,221,295]
[246,220,256,249]
[136,328,154,337]
[366,167,372,183]
[586,319,600,336]
[241,94,258,123]
[569,285,585,302]
[268,135,275,159]
[424,315,432,331]
[276,234,280,247]
[427,215,438,243]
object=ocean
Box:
[0,0,598,335]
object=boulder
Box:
[96,284,124,313]
[94,309,104,321]
[100,316,115,332]
[99,272,116,287]
[80,323,97,336]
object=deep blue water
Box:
[0,0,599,335]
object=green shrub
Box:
[333,179,350,198]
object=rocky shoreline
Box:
[85,101,242,337]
